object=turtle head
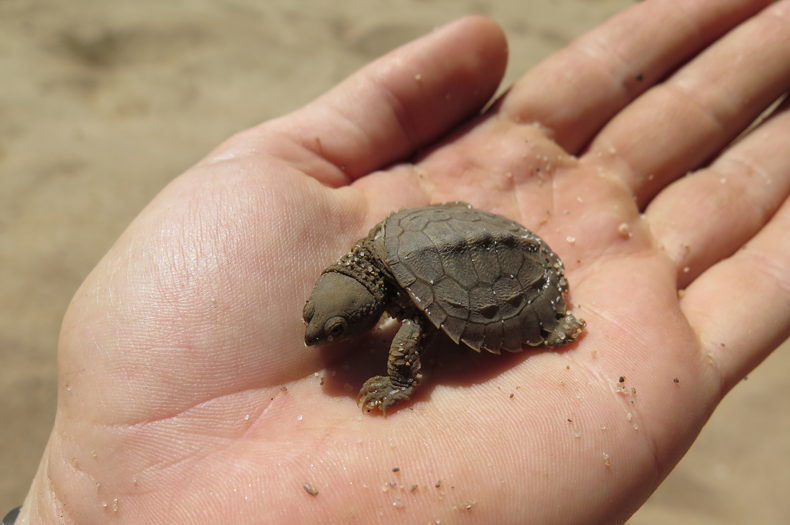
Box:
[303,272,384,346]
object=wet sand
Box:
[1,1,787,522]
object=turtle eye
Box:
[302,303,315,323]
[324,317,347,340]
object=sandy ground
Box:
[1,0,788,522]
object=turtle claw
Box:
[357,376,414,416]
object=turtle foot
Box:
[546,314,586,347]
[358,376,414,416]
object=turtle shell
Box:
[381,202,569,353]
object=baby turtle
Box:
[303,202,585,414]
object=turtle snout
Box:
[303,302,315,323]
[303,302,319,346]
[304,322,322,347]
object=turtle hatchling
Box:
[303,202,585,414]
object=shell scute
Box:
[438,245,477,289]
[460,321,485,352]
[407,279,434,308]
[401,213,431,232]
[493,276,526,316]
[383,235,400,258]
[517,259,545,291]
[467,235,501,284]
[432,278,469,320]
[389,260,417,287]
[468,284,500,323]
[424,302,448,326]
[440,316,467,344]
[503,315,525,351]
[533,284,565,327]
[406,246,444,284]
[518,306,543,346]
[423,208,453,222]
[496,240,526,277]
[483,322,504,353]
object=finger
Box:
[587,0,790,206]
[680,194,790,394]
[647,96,790,287]
[496,0,770,153]
[205,15,508,186]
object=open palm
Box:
[21,2,790,524]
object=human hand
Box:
[20,1,790,524]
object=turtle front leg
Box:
[358,318,425,415]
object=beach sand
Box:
[1,1,787,522]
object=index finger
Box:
[497,0,771,153]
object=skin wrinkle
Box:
[607,152,640,206]
[505,65,591,151]
[74,421,246,506]
[241,122,349,187]
[662,81,730,142]
[739,242,790,299]
[365,72,422,163]
[652,175,749,271]
[570,205,648,266]
[569,36,634,97]
[577,154,635,203]
[676,298,727,402]
[409,163,434,198]
[48,443,105,521]
[672,74,744,134]
[67,384,276,432]
[714,156,778,221]
[700,166,762,222]
[43,456,72,524]
[293,101,367,181]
